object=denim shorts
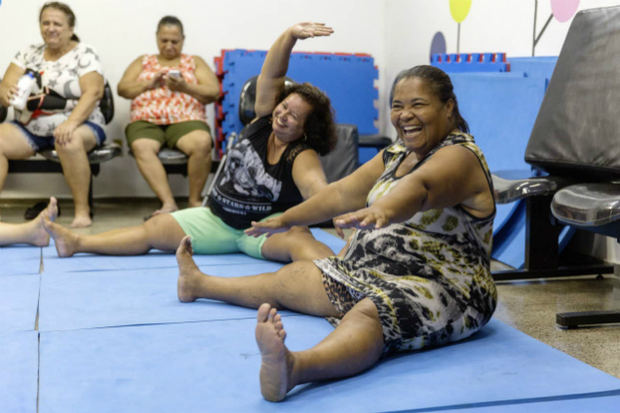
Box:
[11,120,106,152]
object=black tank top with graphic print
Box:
[207,116,311,229]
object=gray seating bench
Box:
[128,148,220,177]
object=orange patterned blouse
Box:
[130,53,206,124]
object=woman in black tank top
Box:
[43,23,338,265]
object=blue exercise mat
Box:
[38,262,287,331]
[38,317,620,413]
[419,390,620,413]
[0,274,39,332]
[0,331,38,413]
[41,246,256,273]
[1,244,42,275]
[40,228,345,273]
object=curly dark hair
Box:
[391,65,469,133]
[281,82,337,156]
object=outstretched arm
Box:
[245,150,385,236]
[333,145,495,231]
[254,22,333,119]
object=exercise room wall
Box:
[382,0,620,263]
[0,0,385,198]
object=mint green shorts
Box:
[170,207,278,259]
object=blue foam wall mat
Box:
[220,50,378,137]
[448,73,547,267]
[508,56,557,79]
[450,73,546,173]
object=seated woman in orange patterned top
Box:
[117,15,220,217]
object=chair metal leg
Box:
[556,265,620,329]
[493,195,614,281]
[556,310,620,329]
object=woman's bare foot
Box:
[256,303,294,402]
[43,215,79,257]
[26,197,60,246]
[46,197,59,222]
[70,214,92,228]
[176,235,205,302]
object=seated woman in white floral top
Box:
[0,1,106,227]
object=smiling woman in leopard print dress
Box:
[176,64,497,402]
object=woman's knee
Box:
[55,130,96,155]
[0,124,35,158]
[280,225,314,242]
[143,213,186,249]
[177,130,212,156]
[131,138,161,158]
[342,298,384,351]
[343,298,381,326]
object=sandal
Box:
[24,200,61,220]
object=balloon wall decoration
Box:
[533,0,580,55]
[449,0,472,53]
[429,32,447,63]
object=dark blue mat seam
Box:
[379,388,620,413]
[38,313,311,333]
[36,331,41,412]
[36,266,42,412]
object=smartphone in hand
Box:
[168,69,181,78]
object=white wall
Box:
[0,0,385,198]
[383,0,620,131]
[3,0,620,198]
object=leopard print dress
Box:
[314,131,497,354]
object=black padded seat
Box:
[238,75,296,126]
[320,124,359,183]
[156,148,188,165]
[358,134,392,150]
[128,148,219,177]
[551,182,620,328]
